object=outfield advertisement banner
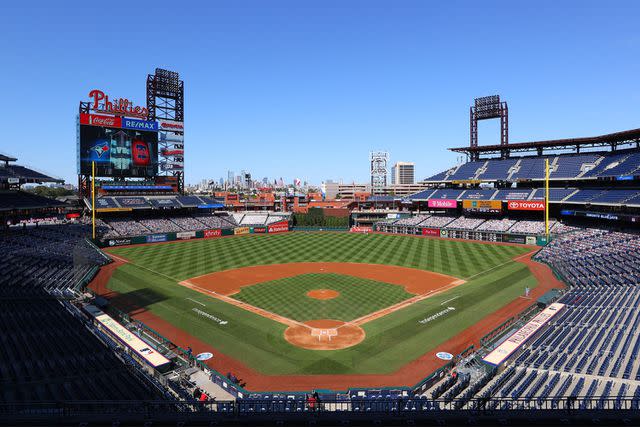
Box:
[252,227,267,234]
[268,221,290,233]
[502,234,526,244]
[234,227,250,235]
[422,228,440,236]
[176,231,196,240]
[508,200,545,211]
[428,199,457,209]
[483,303,565,366]
[107,238,133,247]
[204,229,222,238]
[146,234,168,243]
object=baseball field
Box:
[93,232,550,389]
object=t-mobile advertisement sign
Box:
[428,199,457,209]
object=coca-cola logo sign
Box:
[80,113,122,128]
[88,89,148,119]
[508,200,545,211]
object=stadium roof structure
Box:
[0,154,63,184]
[450,127,640,158]
[0,190,68,212]
[0,154,18,162]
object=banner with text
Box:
[508,200,545,211]
[421,227,440,236]
[268,221,290,233]
[428,199,457,209]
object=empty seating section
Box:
[393,215,431,226]
[445,216,486,230]
[0,224,164,402]
[425,149,640,182]
[98,213,288,237]
[477,158,518,180]
[195,215,235,229]
[114,197,151,208]
[408,189,436,200]
[430,189,465,200]
[377,215,577,235]
[447,161,484,180]
[176,195,203,207]
[418,227,640,404]
[241,215,267,225]
[529,188,576,201]
[551,154,600,178]
[475,218,516,232]
[149,197,182,208]
[419,215,456,228]
[407,187,639,205]
[511,157,547,180]
[536,230,640,288]
[94,197,120,209]
[138,218,184,233]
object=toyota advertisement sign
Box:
[507,200,546,211]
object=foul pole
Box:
[92,161,96,240]
[545,158,549,237]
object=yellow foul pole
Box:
[92,161,96,240]
[545,158,549,237]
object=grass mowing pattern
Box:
[105,233,536,375]
[109,232,529,280]
[232,273,414,322]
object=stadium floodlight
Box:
[470,94,509,159]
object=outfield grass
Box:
[232,273,414,322]
[105,233,535,376]
[109,232,528,280]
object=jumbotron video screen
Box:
[79,125,158,177]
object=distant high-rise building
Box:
[391,162,415,185]
[227,170,234,185]
[370,151,389,195]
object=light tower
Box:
[470,95,508,160]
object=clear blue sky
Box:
[2,1,640,186]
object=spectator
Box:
[306,393,317,411]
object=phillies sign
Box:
[88,89,149,119]
[508,200,546,211]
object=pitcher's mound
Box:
[284,319,365,350]
[306,289,340,300]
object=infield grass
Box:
[232,273,414,322]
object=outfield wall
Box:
[97,221,291,247]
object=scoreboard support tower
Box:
[147,68,185,193]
